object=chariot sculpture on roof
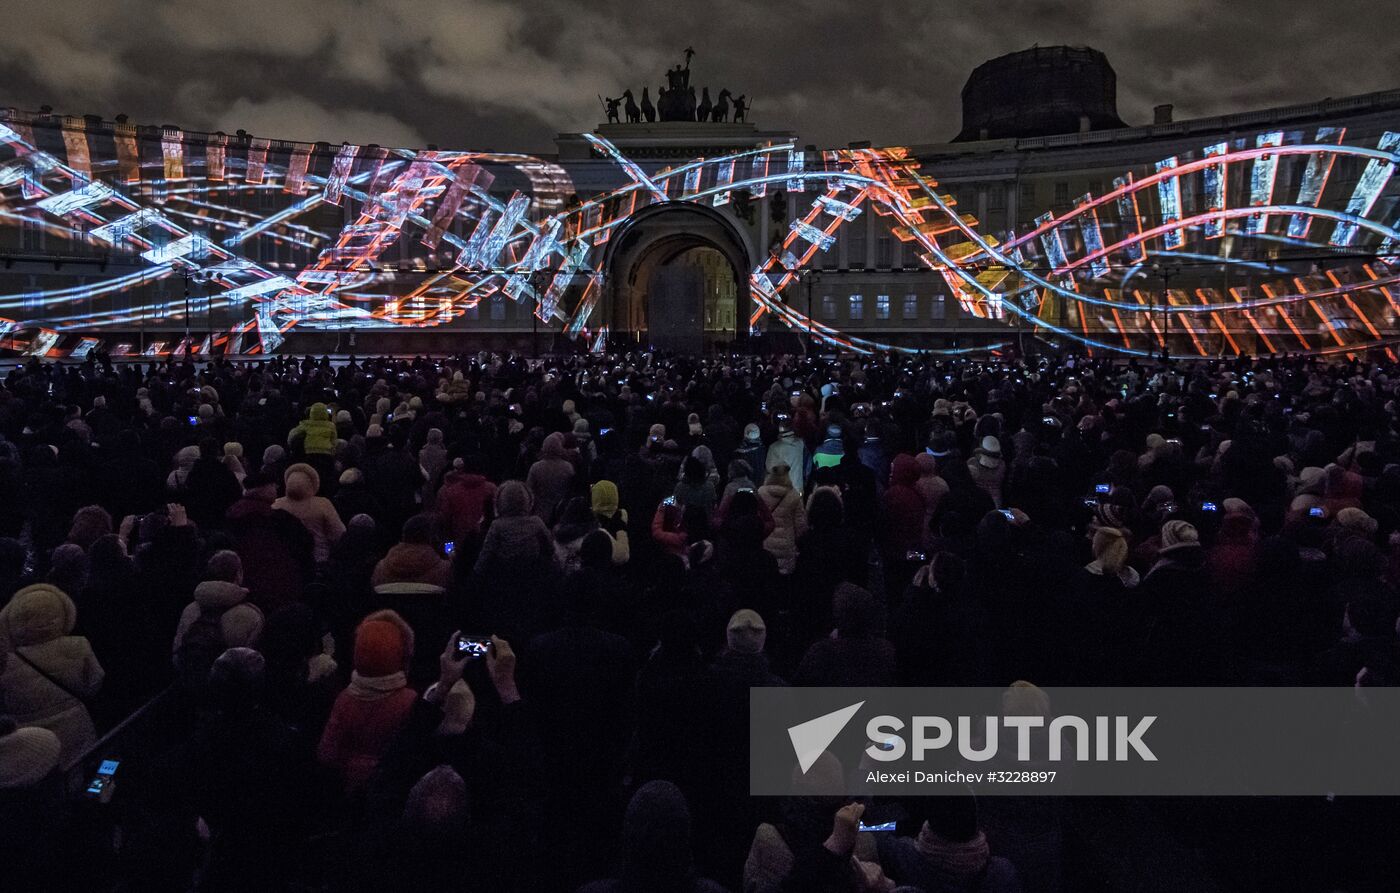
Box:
[605,48,752,124]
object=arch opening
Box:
[604,202,752,352]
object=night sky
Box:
[2,0,1396,151]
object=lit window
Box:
[465,302,480,320]
[931,294,947,320]
[821,295,836,319]
[849,294,864,320]
[490,296,506,320]
[903,293,919,319]
[876,294,890,319]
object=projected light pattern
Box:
[1,109,1400,358]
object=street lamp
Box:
[1151,261,1177,363]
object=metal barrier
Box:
[62,685,176,793]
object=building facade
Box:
[1,48,1397,358]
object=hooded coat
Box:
[371,543,451,593]
[274,463,346,562]
[884,454,928,556]
[317,611,417,791]
[291,402,337,456]
[576,781,727,893]
[171,580,266,657]
[765,431,807,495]
[757,467,807,575]
[527,432,576,522]
[591,480,630,565]
[474,481,553,572]
[0,584,105,766]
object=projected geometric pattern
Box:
[1,110,1398,357]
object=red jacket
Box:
[883,454,927,554]
[316,684,417,791]
[436,471,497,543]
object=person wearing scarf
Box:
[317,610,418,792]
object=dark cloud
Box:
[0,0,1395,152]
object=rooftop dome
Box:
[954,45,1127,142]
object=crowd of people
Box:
[1,347,1399,892]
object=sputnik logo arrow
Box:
[787,701,865,774]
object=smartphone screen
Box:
[858,820,898,832]
[443,541,456,555]
[454,635,490,660]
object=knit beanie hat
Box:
[1336,507,1379,536]
[223,442,244,459]
[1093,501,1128,530]
[1159,519,1201,555]
[354,617,407,676]
[726,609,767,655]
[573,417,590,435]
[0,722,61,789]
[262,444,285,466]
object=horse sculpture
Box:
[711,89,731,123]
[640,88,656,123]
[623,90,640,124]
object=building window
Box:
[903,293,919,319]
[876,294,890,319]
[490,295,506,320]
[1053,181,1070,207]
[876,235,892,269]
[821,294,836,319]
[464,302,480,320]
[848,227,867,269]
[849,294,863,320]
[931,294,947,320]
[1019,181,1036,208]
[903,240,922,268]
[1088,179,1103,198]
[988,184,1006,210]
